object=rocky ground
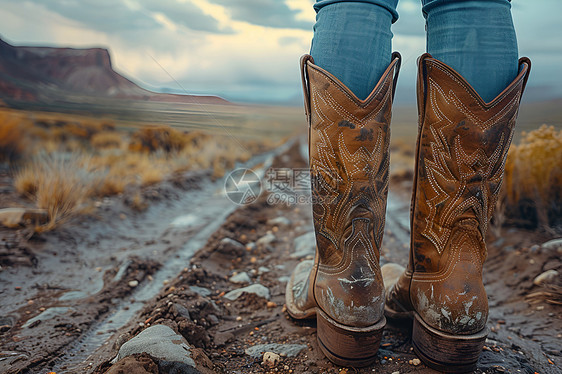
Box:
[0,140,561,374]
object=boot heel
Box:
[412,313,488,373]
[316,308,385,367]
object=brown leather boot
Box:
[382,53,531,372]
[285,53,401,367]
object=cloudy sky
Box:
[0,0,560,105]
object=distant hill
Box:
[0,37,228,106]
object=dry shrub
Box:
[14,153,95,232]
[502,125,562,231]
[0,110,32,162]
[91,131,123,149]
[129,126,187,153]
[90,151,170,196]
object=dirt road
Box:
[0,139,560,373]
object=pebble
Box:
[391,372,400,374]
[291,232,316,259]
[224,284,271,301]
[278,276,290,283]
[217,238,246,256]
[229,272,251,284]
[207,314,219,325]
[117,324,195,368]
[541,238,562,251]
[245,343,307,358]
[171,303,191,321]
[258,266,270,274]
[529,244,540,253]
[190,286,212,297]
[267,217,291,226]
[262,352,280,366]
[410,358,421,366]
[533,270,559,286]
[128,280,139,287]
[257,233,276,246]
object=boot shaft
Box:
[412,54,531,272]
[300,54,401,326]
[408,54,531,334]
[303,53,401,266]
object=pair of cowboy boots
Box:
[285,52,531,371]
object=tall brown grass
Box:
[128,126,187,153]
[0,111,32,162]
[502,125,562,231]
[14,153,95,232]
[4,108,277,231]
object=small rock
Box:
[257,233,276,246]
[267,217,291,226]
[266,301,277,308]
[541,238,562,251]
[217,238,246,257]
[529,244,540,253]
[533,270,559,286]
[128,280,139,287]
[229,272,251,284]
[391,372,400,374]
[278,276,290,283]
[190,286,212,297]
[0,208,49,228]
[410,358,421,366]
[291,232,316,259]
[258,266,270,274]
[245,343,307,358]
[117,325,195,368]
[262,352,280,367]
[224,284,270,301]
[171,304,191,320]
[207,314,219,325]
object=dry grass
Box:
[91,131,123,149]
[3,107,279,231]
[14,153,96,232]
[502,125,562,231]
[128,126,187,153]
[0,111,33,162]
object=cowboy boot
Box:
[285,53,401,367]
[382,53,531,372]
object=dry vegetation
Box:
[3,107,559,234]
[0,108,276,232]
[501,125,562,232]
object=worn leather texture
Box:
[287,53,401,328]
[386,53,531,335]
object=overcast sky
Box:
[0,0,560,105]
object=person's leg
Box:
[310,0,399,100]
[423,0,518,102]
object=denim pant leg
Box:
[310,1,399,100]
[422,0,519,102]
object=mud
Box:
[1,140,560,373]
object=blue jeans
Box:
[311,0,518,102]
